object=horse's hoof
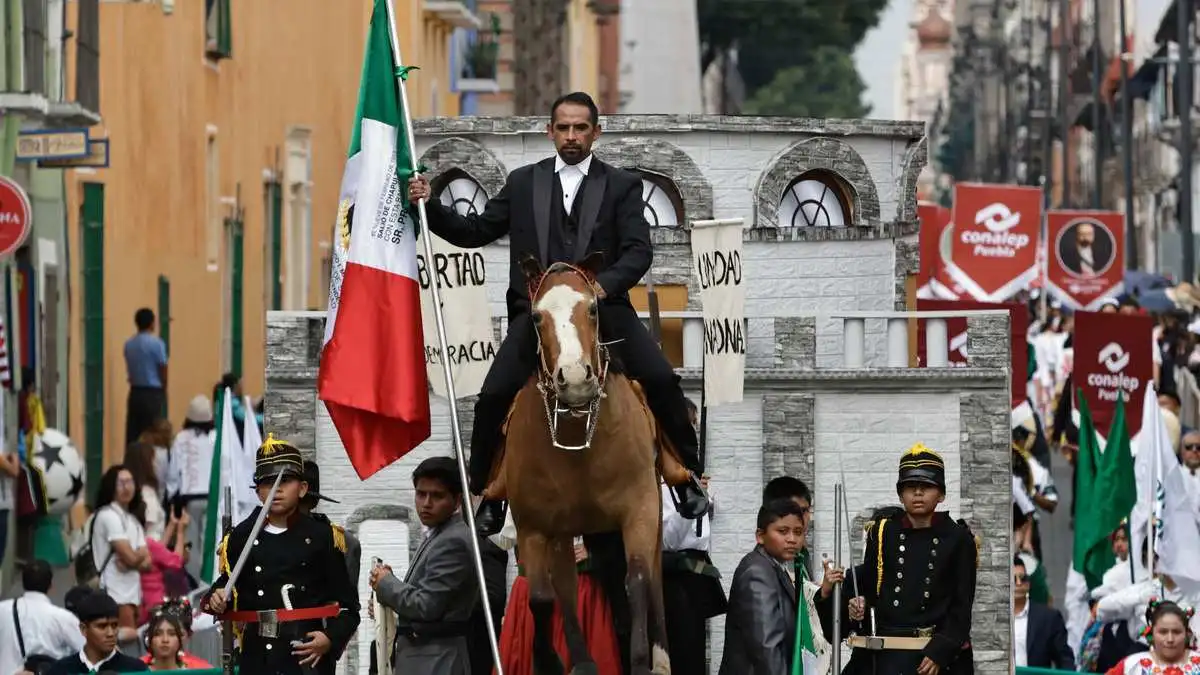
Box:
[569,663,599,675]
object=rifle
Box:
[645,280,663,348]
[220,486,235,675]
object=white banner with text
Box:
[690,218,746,405]
[417,233,497,398]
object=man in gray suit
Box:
[370,457,480,675]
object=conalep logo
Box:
[1087,342,1139,402]
[960,202,1031,258]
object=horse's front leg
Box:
[548,536,596,675]
[521,530,566,675]
[623,507,672,675]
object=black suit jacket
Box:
[423,156,653,320]
[1023,603,1075,670]
[718,547,797,675]
[1058,236,1114,276]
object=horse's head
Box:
[522,252,607,408]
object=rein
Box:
[529,263,611,452]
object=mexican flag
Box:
[1073,391,1136,589]
[200,387,250,583]
[791,579,819,675]
[318,0,431,479]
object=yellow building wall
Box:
[567,0,600,98]
[63,0,462,467]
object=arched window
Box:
[434,169,489,217]
[636,170,685,228]
[778,170,854,228]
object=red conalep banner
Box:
[945,183,1043,302]
[916,201,961,300]
[1072,310,1154,437]
[1046,210,1125,310]
[916,299,1028,407]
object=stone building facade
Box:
[263,114,1012,675]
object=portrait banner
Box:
[916,201,961,300]
[417,233,498,399]
[945,183,1042,302]
[1046,210,1125,310]
[1073,311,1154,437]
[916,299,1028,407]
[691,218,746,406]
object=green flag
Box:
[1072,393,1137,589]
[200,388,227,583]
[791,566,819,675]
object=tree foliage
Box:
[742,46,872,118]
[697,0,889,116]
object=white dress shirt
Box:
[167,428,215,497]
[0,591,85,675]
[555,154,593,214]
[1014,602,1030,667]
[661,483,714,552]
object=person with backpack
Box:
[0,559,84,675]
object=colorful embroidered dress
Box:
[1106,651,1200,675]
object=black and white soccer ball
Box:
[29,428,86,514]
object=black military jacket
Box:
[860,511,978,667]
[206,511,361,675]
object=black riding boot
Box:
[470,393,514,538]
[644,378,710,519]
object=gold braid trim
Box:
[974,534,982,569]
[217,533,243,644]
[875,518,887,597]
[332,524,347,553]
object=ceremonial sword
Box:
[218,471,286,675]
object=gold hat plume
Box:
[259,432,290,456]
[903,442,942,460]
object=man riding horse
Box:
[407,91,709,537]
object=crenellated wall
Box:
[263,115,1011,675]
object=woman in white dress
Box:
[1106,600,1200,675]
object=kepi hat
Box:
[253,433,305,486]
[302,460,340,504]
[896,442,946,492]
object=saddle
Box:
[482,380,693,501]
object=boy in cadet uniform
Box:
[201,435,361,675]
[845,443,978,675]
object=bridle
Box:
[528,263,611,451]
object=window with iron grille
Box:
[75,0,99,114]
[22,0,46,95]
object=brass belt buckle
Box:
[258,610,279,639]
[865,637,885,651]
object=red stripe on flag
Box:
[319,263,431,479]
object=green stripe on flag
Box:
[349,0,418,209]
[792,563,818,675]
[200,388,227,583]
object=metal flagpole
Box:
[382,0,503,671]
[832,483,843,675]
[1118,0,1136,268]
[1090,0,1102,209]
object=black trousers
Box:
[125,386,165,447]
[468,303,700,494]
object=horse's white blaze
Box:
[535,284,590,383]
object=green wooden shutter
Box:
[268,181,283,310]
[81,183,105,502]
[229,218,244,377]
[157,275,170,416]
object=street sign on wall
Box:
[0,176,33,257]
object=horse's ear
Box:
[520,255,544,282]
[577,251,606,278]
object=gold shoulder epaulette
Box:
[332,523,347,553]
[974,534,981,569]
[217,532,231,575]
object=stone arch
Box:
[417,137,508,198]
[592,136,713,225]
[754,137,881,228]
[896,136,929,223]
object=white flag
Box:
[690,218,747,405]
[238,396,263,516]
[1131,383,1200,593]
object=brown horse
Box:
[487,255,674,675]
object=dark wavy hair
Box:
[93,464,146,527]
[145,612,187,667]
